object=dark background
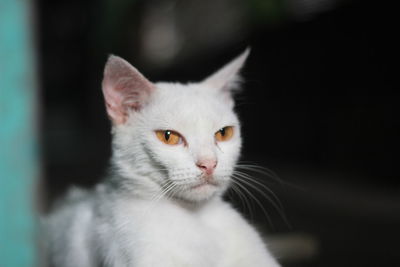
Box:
[38,0,399,266]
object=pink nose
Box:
[196,159,217,175]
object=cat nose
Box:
[196,159,217,176]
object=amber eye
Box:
[215,126,234,142]
[155,130,182,145]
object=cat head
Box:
[102,49,249,202]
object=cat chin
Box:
[175,183,226,203]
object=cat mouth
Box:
[190,180,218,190]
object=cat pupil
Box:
[165,131,171,141]
[220,128,225,136]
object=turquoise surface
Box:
[0,0,38,266]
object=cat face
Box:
[139,82,241,202]
[103,49,249,202]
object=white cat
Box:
[44,49,280,267]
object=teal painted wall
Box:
[0,0,39,266]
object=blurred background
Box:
[2,0,398,266]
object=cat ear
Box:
[102,55,155,124]
[202,48,250,95]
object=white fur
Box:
[44,50,280,267]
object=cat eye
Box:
[215,126,234,142]
[155,130,183,145]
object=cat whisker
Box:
[140,181,178,217]
[151,181,176,203]
[236,162,282,184]
[231,172,291,228]
[233,170,283,210]
[228,182,255,222]
[230,179,274,229]
[236,162,303,191]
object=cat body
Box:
[45,49,280,267]
[47,185,277,267]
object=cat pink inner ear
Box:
[102,55,154,124]
[202,48,250,94]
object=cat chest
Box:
[114,203,230,265]
[146,212,225,259]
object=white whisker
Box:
[229,182,255,221]
[233,170,284,210]
[230,179,274,228]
